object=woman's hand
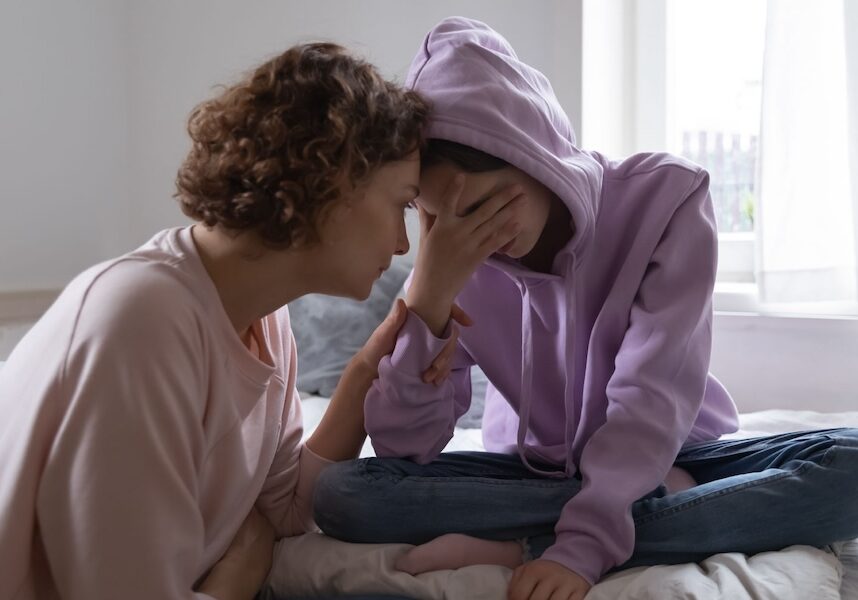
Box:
[507,559,592,600]
[408,174,524,336]
[197,507,275,600]
[355,298,473,384]
[421,304,473,386]
[309,300,472,462]
[354,298,409,374]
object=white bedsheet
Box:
[286,397,858,599]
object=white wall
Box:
[0,0,131,291]
[3,2,854,413]
[711,313,858,413]
[0,0,583,294]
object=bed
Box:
[267,395,858,600]
[3,263,857,599]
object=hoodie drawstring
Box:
[515,252,580,479]
[562,253,579,477]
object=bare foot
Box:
[665,466,697,493]
[395,533,523,574]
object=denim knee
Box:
[832,428,858,447]
[313,460,387,541]
[814,429,858,538]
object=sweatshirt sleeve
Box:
[257,330,333,537]
[541,171,717,583]
[35,278,222,600]
[364,308,475,463]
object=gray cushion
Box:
[459,366,488,429]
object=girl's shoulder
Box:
[601,151,706,185]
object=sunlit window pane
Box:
[667,0,766,233]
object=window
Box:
[583,0,857,314]
[666,0,766,237]
[665,0,766,288]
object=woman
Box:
[0,42,515,600]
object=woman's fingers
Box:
[422,324,459,383]
[450,303,474,327]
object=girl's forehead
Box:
[417,168,511,216]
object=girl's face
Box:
[417,161,553,260]
[315,151,419,299]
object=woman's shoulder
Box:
[59,254,213,363]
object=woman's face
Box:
[417,161,553,260]
[316,151,419,299]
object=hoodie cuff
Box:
[389,309,453,376]
[539,532,614,586]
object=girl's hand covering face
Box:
[405,174,524,336]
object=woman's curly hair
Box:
[175,43,429,248]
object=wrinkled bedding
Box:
[268,533,841,600]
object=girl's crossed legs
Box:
[312,428,858,572]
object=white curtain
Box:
[756,0,858,309]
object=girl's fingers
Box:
[508,573,538,600]
[417,204,437,235]
[525,580,552,600]
[547,587,578,600]
[472,193,527,243]
[437,173,467,221]
[465,183,523,228]
[477,218,521,257]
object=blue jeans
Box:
[312,428,858,572]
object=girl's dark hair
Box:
[421,139,508,173]
[175,43,429,249]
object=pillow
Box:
[288,260,411,396]
[459,366,488,429]
[286,246,490,429]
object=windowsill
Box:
[714,281,858,319]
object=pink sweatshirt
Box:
[0,226,330,599]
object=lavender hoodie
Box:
[364,17,739,583]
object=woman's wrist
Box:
[197,560,256,600]
[306,358,374,461]
[344,354,381,385]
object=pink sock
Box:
[395,533,523,574]
[664,466,697,494]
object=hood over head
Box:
[406,16,603,258]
